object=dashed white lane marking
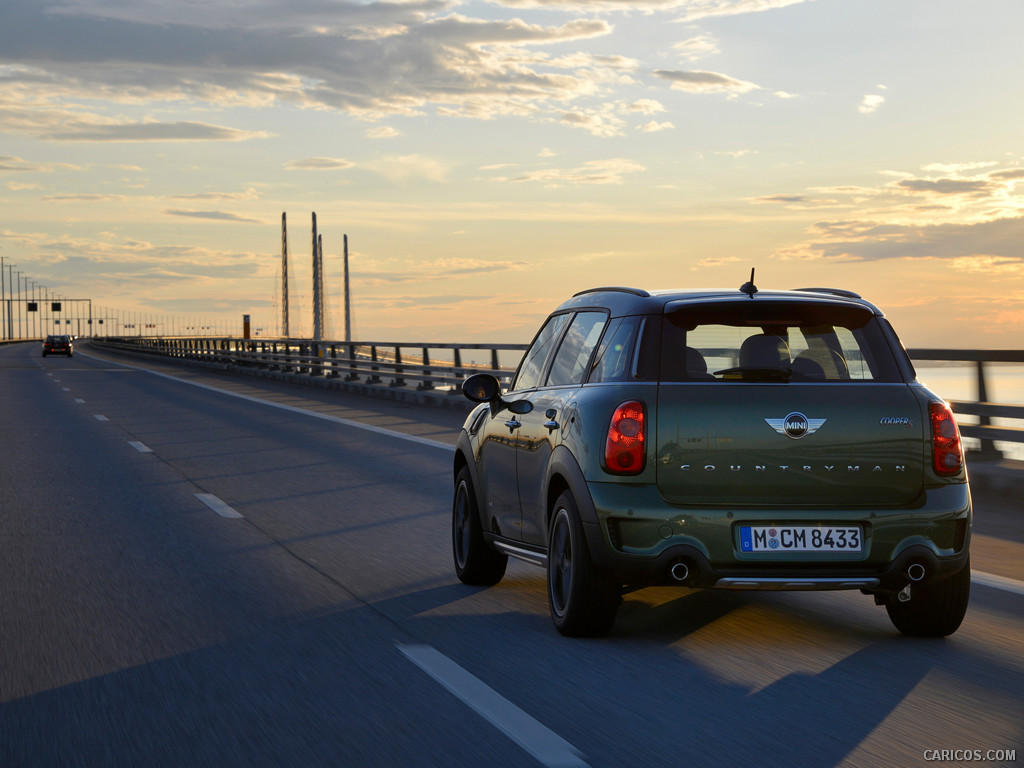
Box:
[62,387,70,392]
[74,398,85,403]
[77,350,451,451]
[398,644,589,768]
[93,414,108,421]
[973,571,1024,596]
[128,441,153,453]
[194,493,244,519]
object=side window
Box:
[546,312,607,387]
[512,313,570,391]
[589,316,640,383]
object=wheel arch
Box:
[454,431,486,518]
[545,445,599,538]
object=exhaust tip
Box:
[907,562,926,582]
[670,561,690,583]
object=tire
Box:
[547,490,620,637]
[885,557,971,637]
[452,466,507,586]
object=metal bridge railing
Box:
[90,337,1023,454]
[907,349,1024,457]
[95,336,529,392]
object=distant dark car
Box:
[452,282,971,638]
[42,335,73,357]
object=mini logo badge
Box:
[765,412,826,439]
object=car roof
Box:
[554,286,884,317]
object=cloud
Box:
[0,2,619,131]
[163,209,263,223]
[950,255,1024,275]
[286,157,357,171]
[43,120,267,142]
[629,98,666,115]
[797,216,1024,263]
[771,161,1024,269]
[858,94,885,114]
[560,108,627,137]
[896,178,995,197]
[366,126,400,139]
[367,154,451,182]
[483,0,813,15]
[42,193,129,202]
[0,155,47,172]
[638,120,674,132]
[754,194,809,204]
[43,0,452,30]
[653,69,759,94]
[674,0,817,22]
[170,188,261,201]
[922,161,998,173]
[354,256,529,285]
[673,34,720,61]
[989,168,1024,182]
[512,157,645,185]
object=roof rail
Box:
[793,287,862,299]
[572,286,651,298]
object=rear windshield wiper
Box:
[713,366,793,382]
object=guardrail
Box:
[94,336,530,391]
[907,349,1024,456]
[92,337,1023,454]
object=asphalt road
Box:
[2,340,1021,768]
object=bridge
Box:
[84,333,1024,457]
[1,338,1021,767]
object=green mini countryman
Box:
[452,283,971,637]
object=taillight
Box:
[929,400,964,476]
[604,401,646,475]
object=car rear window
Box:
[660,300,903,383]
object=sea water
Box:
[915,363,1024,461]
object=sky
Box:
[1,0,1023,346]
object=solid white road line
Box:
[128,441,153,453]
[398,644,589,768]
[194,493,244,519]
[973,571,1024,597]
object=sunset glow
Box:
[2,0,1022,346]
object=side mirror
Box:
[462,373,534,415]
[462,373,501,403]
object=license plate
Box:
[739,525,862,553]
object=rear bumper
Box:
[586,537,969,593]
[581,481,972,594]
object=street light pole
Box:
[13,270,21,339]
[1,255,6,341]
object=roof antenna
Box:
[740,268,758,298]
